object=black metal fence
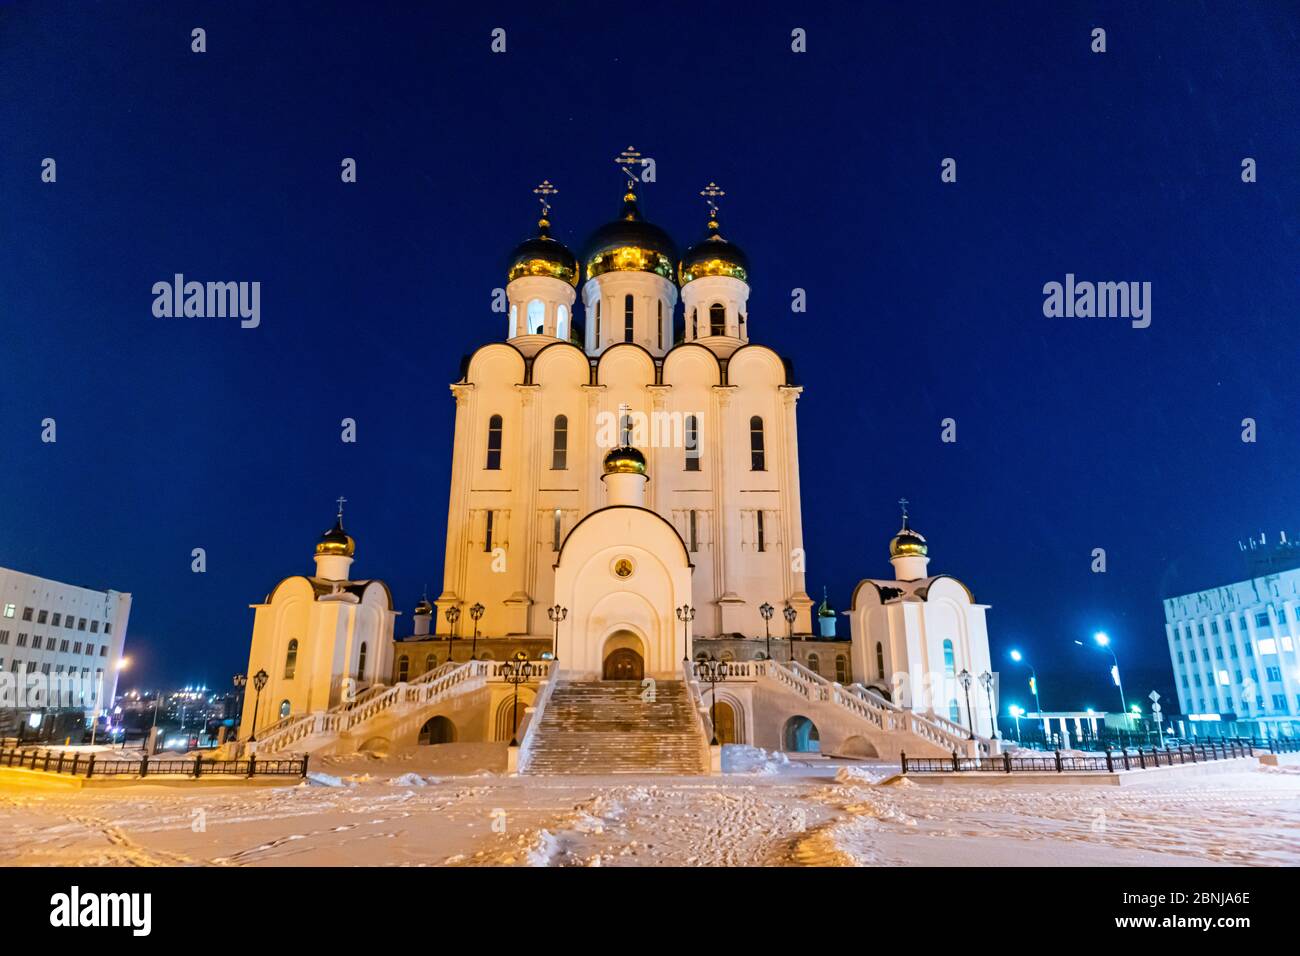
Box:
[901,737,1274,774]
[0,747,308,780]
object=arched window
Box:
[657,300,664,349]
[691,308,697,339]
[875,641,885,679]
[556,304,568,340]
[709,302,725,336]
[509,303,518,338]
[397,655,409,682]
[526,298,545,335]
[357,642,367,681]
[485,415,503,470]
[684,415,701,471]
[284,638,298,679]
[595,300,601,343]
[943,639,956,679]
[749,416,765,470]
[279,699,291,719]
[552,415,568,470]
[624,294,634,342]
[835,655,848,684]
[807,653,820,675]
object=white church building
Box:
[239,156,1000,769]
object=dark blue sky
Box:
[1,2,1296,711]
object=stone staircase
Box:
[522,680,710,775]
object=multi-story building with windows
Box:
[0,566,131,739]
[1164,537,1300,737]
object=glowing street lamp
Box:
[1008,649,1043,715]
[1008,704,1025,740]
[783,603,797,665]
[468,602,485,660]
[1075,631,1126,716]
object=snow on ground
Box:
[1,745,1298,867]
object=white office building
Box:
[0,566,131,738]
[1164,537,1300,738]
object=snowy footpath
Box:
[1,744,1297,867]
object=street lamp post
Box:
[958,669,976,740]
[502,651,533,747]
[676,605,695,663]
[444,606,461,664]
[1009,649,1043,721]
[696,655,729,746]
[782,603,796,666]
[469,603,485,660]
[248,669,268,742]
[1075,632,1127,717]
[233,673,247,738]
[759,602,774,661]
[1008,705,1024,741]
[977,670,998,738]
[547,605,567,663]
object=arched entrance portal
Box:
[602,630,645,681]
[419,715,456,745]
[783,715,820,753]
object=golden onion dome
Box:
[603,445,647,476]
[507,217,579,288]
[678,217,749,286]
[315,517,355,558]
[584,189,678,282]
[414,598,433,616]
[889,516,928,560]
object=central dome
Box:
[889,517,928,560]
[584,190,678,282]
[316,517,355,558]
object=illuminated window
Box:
[1259,638,1278,656]
[526,298,545,334]
[279,699,291,719]
[624,294,634,342]
[556,304,568,340]
[1217,669,1230,686]
[595,300,601,342]
[509,303,518,337]
[553,509,563,552]
[284,639,298,679]
[657,300,664,349]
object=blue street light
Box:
[1075,632,1127,716]
[1007,649,1043,716]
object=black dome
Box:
[583,192,678,282]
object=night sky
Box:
[2,2,1297,713]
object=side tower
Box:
[505,180,579,353]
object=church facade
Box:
[239,156,1000,758]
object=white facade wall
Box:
[1165,568,1300,722]
[0,566,130,715]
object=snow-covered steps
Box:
[522,680,710,775]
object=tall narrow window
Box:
[619,412,632,446]
[527,298,545,335]
[689,510,699,552]
[943,639,956,679]
[485,415,503,470]
[509,303,518,338]
[556,304,568,340]
[875,641,885,679]
[624,294,634,343]
[357,642,368,681]
[691,308,697,339]
[553,509,563,551]
[749,416,765,470]
[835,655,848,684]
[657,300,664,349]
[279,699,291,718]
[684,415,701,471]
[756,511,766,552]
[484,511,495,553]
[709,302,725,336]
[552,415,568,469]
[595,300,601,344]
[284,639,298,679]
[425,654,436,672]
[397,655,409,682]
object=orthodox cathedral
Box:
[239,152,998,765]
